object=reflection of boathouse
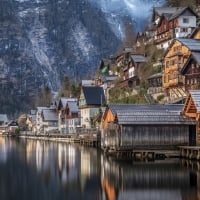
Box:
[101,159,197,200]
[102,104,196,152]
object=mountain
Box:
[0,0,165,115]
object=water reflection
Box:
[0,137,199,200]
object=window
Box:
[183,18,189,23]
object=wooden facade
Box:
[182,53,200,91]
[163,38,200,100]
[152,7,197,49]
[102,104,196,151]
[182,90,200,143]
[117,51,146,88]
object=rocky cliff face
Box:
[0,0,165,114]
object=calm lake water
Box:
[0,137,199,200]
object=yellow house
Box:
[163,38,200,100]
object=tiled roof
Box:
[131,54,146,63]
[0,114,8,123]
[108,104,195,125]
[190,90,200,112]
[42,109,58,122]
[82,86,106,106]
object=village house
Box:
[115,48,146,88]
[163,38,200,101]
[147,72,163,94]
[65,100,80,134]
[152,7,198,49]
[0,114,8,134]
[41,108,58,134]
[101,104,196,152]
[26,110,36,132]
[78,85,106,128]
[56,97,78,134]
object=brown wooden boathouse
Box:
[101,104,196,156]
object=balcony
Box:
[154,30,173,45]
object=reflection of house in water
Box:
[101,158,197,200]
[57,143,78,185]
[80,148,98,190]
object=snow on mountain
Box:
[88,0,165,38]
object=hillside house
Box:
[152,7,198,49]
[116,49,146,88]
[78,86,106,128]
[101,104,196,151]
[147,72,163,94]
[163,38,200,101]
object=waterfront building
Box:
[101,104,196,151]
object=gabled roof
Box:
[0,114,8,123]
[37,107,49,113]
[153,7,197,21]
[182,51,200,74]
[190,90,200,112]
[67,101,79,113]
[42,109,58,122]
[164,38,200,58]
[107,104,195,125]
[58,98,77,110]
[190,25,200,38]
[131,54,146,63]
[82,86,106,106]
[169,6,198,20]
[177,38,200,51]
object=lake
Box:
[0,137,198,200]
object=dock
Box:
[180,146,200,160]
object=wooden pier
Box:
[104,147,180,160]
[180,146,200,160]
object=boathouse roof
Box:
[190,90,200,112]
[108,104,195,125]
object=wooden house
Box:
[102,104,196,151]
[182,90,200,143]
[78,86,106,128]
[163,38,200,101]
[119,53,146,88]
[152,7,198,49]
[147,72,163,94]
[181,52,200,91]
